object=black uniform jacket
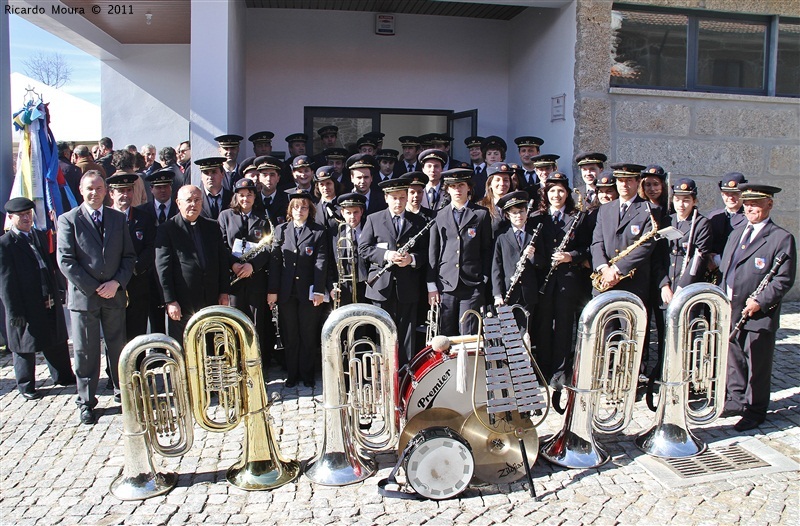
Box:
[200,188,233,220]
[155,214,231,316]
[707,207,746,256]
[126,206,157,278]
[136,199,178,225]
[0,229,67,353]
[656,211,713,292]
[720,220,796,333]
[590,196,660,299]
[218,208,272,299]
[534,208,592,286]
[359,209,429,303]
[428,202,492,293]
[268,221,328,302]
[491,222,540,306]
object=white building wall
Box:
[508,3,577,179]
[101,44,190,150]
[243,10,511,146]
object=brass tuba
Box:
[184,306,300,490]
[540,291,647,469]
[304,303,399,485]
[110,334,194,500]
[635,283,731,458]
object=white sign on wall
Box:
[551,93,566,122]
[375,14,395,36]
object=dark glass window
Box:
[611,10,688,88]
[697,19,766,91]
[777,22,800,96]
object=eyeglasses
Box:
[292,206,310,212]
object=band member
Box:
[590,163,660,302]
[720,184,796,431]
[405,172,435,221]
[155,185,231,343]
[57,172,135,424]
[533,173,592,384]
[491,191,538,341]
[249,131,274,157]
[268,194,328,388]
[481,136,507,165]
[375,149,400,183]
[477,162,515,237]
[314,166,342,231]
[254,155,288,225]
[1,198,76,400]
[465,136,487,200]
[215,134,244,191]
[513,136,543,193]
[574,151,607,205]
[579,171,617,304]
[419,149,449,211]
[219,178,274,369]
[427,168,492,336]
[322,148,350,190]
[708,172,748,283]
[196,156,233,221]
[286,155,317,197]
[346,154,386,216]
[396,136,421,176]
[108,173,156,342]
[331,193,368,307]
[360,176,428,365]
[529,154,559,208]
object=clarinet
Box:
[366,218,436,287]
[539,210,584,294]
[729,252,789,342]
[504,223,542,304]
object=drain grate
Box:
[660,444,770,478]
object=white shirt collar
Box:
[84,203,102,219]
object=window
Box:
[611,5,798,97]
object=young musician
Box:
[330,193,368,307]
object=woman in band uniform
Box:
[477,162,515,238]
[268,194,328,388]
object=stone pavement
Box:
[1,305,798,526]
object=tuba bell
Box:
[635,283,731,458]
[184,306,300,490]
[540,291,647,469]
[110,334,194,500]
[304,303,399,485]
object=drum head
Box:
[399,408,464,453]
[405,427,474,500]
[460,405,539,484]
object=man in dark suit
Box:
[464,136,487,201]
[57,171,136,424]
[590,163,659,303]
[96,137,115,179]
[375,149,400,183]
[720,184,796,432]
[108,174,156,341]
[158,147,186,200]
[346,154,387,217]
[360,177,429,365]
[215,133,244,191]
[427,168,492,336]
[513,136,543,194]
[419,149,450,211]
[1,198,76,400]
[137,169,178,333]
[396,136,421,176]
[249,131,275,157]
[155,185,232,342]
[320,148,350,191]
[574,151,607,205]
[58,141,82,208]
[196,157,233,221]
[430,134,465,171]
[255,155,289,225]
[708,172,748,282]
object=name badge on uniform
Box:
[467,227,477,238]
[630,224,641,236]
[305,246,314,256]
[755,257,766,270]
[232,238,251,258]
[135,230,144,241]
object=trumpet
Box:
[110,334,194,500]
[333,221,358,309]
[540,291,647,468]
[425,302,440,344]
[305,303,399,485]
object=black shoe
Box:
[284,379,297,388]
[720,408,742,418]
[56,377,77,386]
[21,391,43,401]
[80,407,96,425]
[734,416,762,432]
[303,380,315,388]
[105,379,114,390]
[113,393,121,404]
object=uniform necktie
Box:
[158,203,167,224]
[475,165,483,176]
[294,225,303,243]
[453,207,464,226]
[91,210,103,237]
[427,187,436,208]
[725,224,754,291]
[515,230,524,248]
[408,163,414,173]
[619,202,628,220]
[525,171,534,184]
[210,195,220,218]
[393,215,402,235]
[553,211,562,225]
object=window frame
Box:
[612,3,798,97]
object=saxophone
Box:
[591,204,658,292]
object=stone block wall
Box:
[573,0,800,299]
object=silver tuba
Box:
[184,306,300,490]
[540,291,647,469]
[110,334,194,500]
[635,283,731,458]
[305,303,399,485]
[332,221,358,310]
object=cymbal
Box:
[460,405,539,484]
[399,408,464,453]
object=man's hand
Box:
[166,301,182,321]
[661,285,673,305]
[96,280,120,299]
[232,262,253,279]
[428,291,440,306]
[601,266,620,288]
[552,251,572,266]
[218,293,230,306]
[267,293,278,308]
[742,298,761,318]
[523,245,535,259]
[394,252,413,267]
[312,292,324,307]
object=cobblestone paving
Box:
[1,305,798,525]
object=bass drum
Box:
[404,426,474,500]
[400,340,487,421]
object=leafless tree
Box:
[23,52,73,89]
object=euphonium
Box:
[110,334,194,500]
[305,303,399,485]
[184,306,300,490]
[635,283,731,458]
[333,221,358,310]
[540,291,647,468]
